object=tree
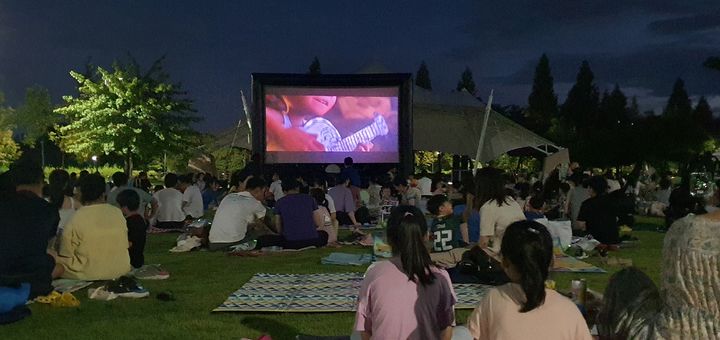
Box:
[415,61,432,90]
[660,78,705,163]
[0,93,21,166]
[456,67,476,94]
[663,78,692,118]
[705,56,720,71]
[12,85,57,146]
[526,54,558,135]
[694,96,714,135]
[560,60,599,133]
[308,57,321,75]
[54,56,202,174]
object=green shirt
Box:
[430,214,461,252]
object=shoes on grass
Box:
[131,264,170,280]
[106,276,149,298]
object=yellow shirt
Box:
[58,204,131,280]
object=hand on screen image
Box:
[266,107,324,152]
[356,142,373,152]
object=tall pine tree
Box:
[456,67,476,94]
[308,57,321,75]
[415,61,432,90]
[526,54,558,135]
[561,60,600,133]
[694,96,714,135]
[663,78,692,118]
[661,78,705,163]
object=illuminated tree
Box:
[54,56,201,174]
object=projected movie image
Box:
[264,87,399,163]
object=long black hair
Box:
[597,267,661,339]
[474,167,510,208]
[309,187,328,208]
[386,205,435,286]
[48,169,70,209]
[500,220,553,312]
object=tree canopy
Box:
[456,67,476,94]
[12,85,57,146]
[0,92,21,166]
[415,61,432,90]
[53,56,202,173]
[526,54,558,136]
[308,57,321,75]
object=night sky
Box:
[1,0,719,132]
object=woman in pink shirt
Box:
[464,220,592,340]
[354,206,456,340]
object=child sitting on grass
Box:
[427,194,468,252]
[116,189,147,269]
[354,206,456,339]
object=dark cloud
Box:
[648,11,720,34]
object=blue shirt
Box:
[341,166,361,187]
[201,189,219,210]
[453,204,481,243]
[275,193,319,241]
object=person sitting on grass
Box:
[395,177,422,207]
[462,220,592,339]
[523,195,546,220]
[153,173,185,229]
[0,158,64,299]
[576,176,620,245]
[179,174,204,220]
[328,175,361,226]
[427,194,468,252]
[107,171,157,221]
[257,178,328,250]
[596,267,661,339]
[354,206,456,340]
[208,177,268,251]
[116,189,148,270]
[201,176,221,211]
[310,187,337,245]
[57,173,131,280]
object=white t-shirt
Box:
[325,194,336,214]
[418,176,433,196]
[209,192,266,244]
[402,187,423,206]
[479,197,525,253]
[154,188,185,222]
[182,184,204,218]
[467,283,592,340]
[270,180,284,200]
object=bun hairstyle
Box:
[500,220,553,312]
[386,205,435,286]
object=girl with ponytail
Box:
[464,220,592,339]
[354,205,456,340]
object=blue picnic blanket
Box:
[321,253,373,266]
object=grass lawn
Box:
[3,216,666,339]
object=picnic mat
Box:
[213,273,492,313]
[52,279,93,293]
[551,256,607,273]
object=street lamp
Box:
[91,155,98,173]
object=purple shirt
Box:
[328,185,355,213]
[355,258,456,339]
[275,193,319,241]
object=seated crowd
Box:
[2,153,719,339]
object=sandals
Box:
[34,291,80,307]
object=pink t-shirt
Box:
[467,283,592,340]
[355,258,456,339]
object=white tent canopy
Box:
[412,86,563,163]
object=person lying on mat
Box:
[458,220,592,340]
[256,178,328,250]
[354,206,456,340]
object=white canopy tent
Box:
[412,86,564,164]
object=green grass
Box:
[3,216,666,339]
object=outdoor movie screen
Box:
[263,86,399,164]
